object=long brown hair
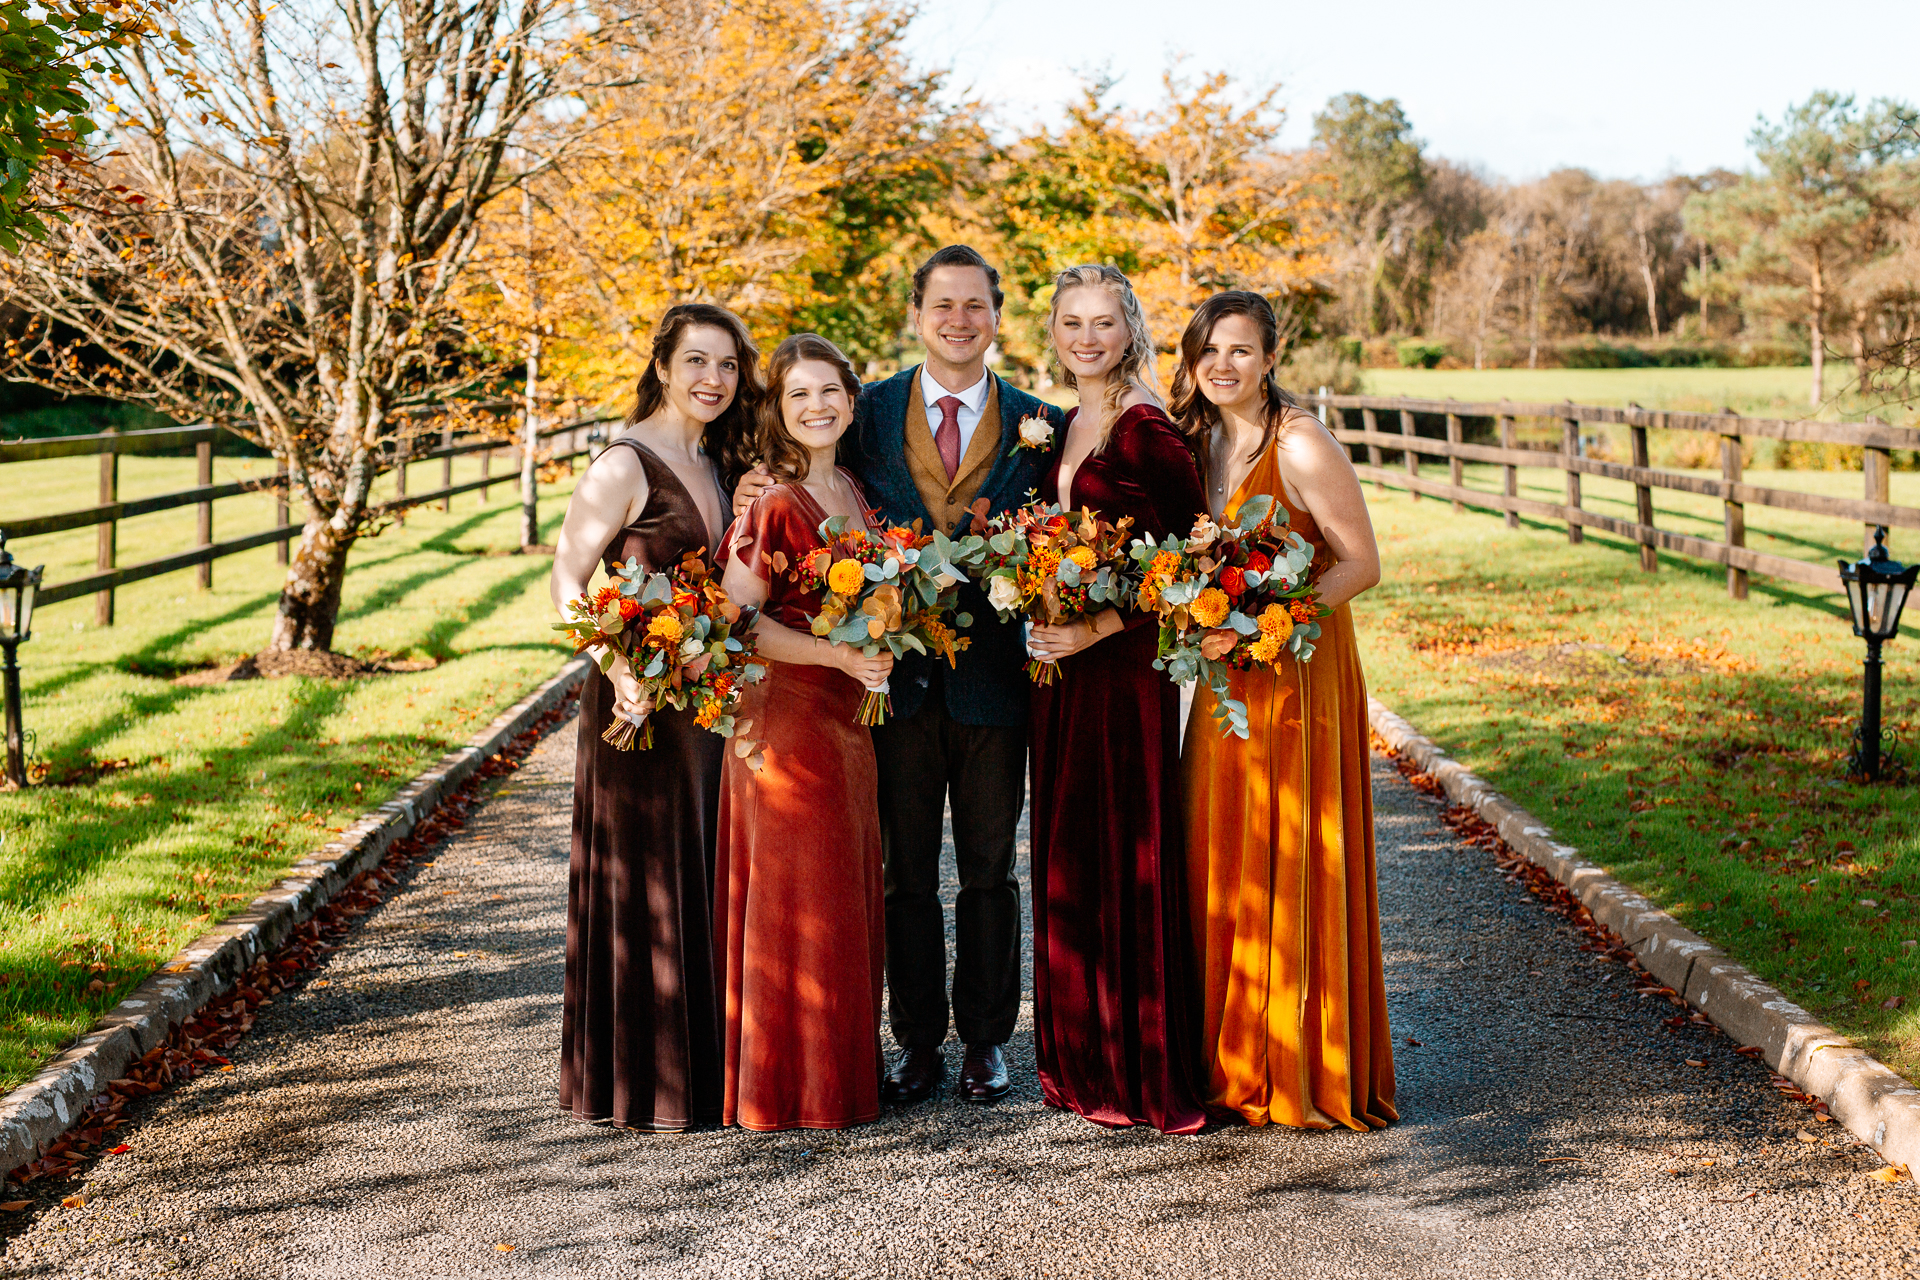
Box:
[1169,290,1300,493]
[625,303,762,484]
[757,333,862,482]
[1047,264,1160,454]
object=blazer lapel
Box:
[966,376,1056,528]
[862,366,933,530]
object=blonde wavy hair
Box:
[1047,264,1161,452]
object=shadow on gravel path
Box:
[2,705,1914,1279]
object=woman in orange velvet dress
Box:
[1171,290,1396,1131]
[715,334,894,1131]
[1026,266,1209,1134]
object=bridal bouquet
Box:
[554,549,767,749]
[1129,495,1324,739]
[798,517,975,725]
[960,500,1136,685]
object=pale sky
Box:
[904,0,1920,182]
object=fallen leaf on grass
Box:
[1814,1112,1834,1123]
[219,1065,234,1072]
[1685,1059,1705,1068]
[1883,996,1906,1010]
[60,1195,85,1209]
[0,1202,29,1212]
[1795,1129,1818,1143]
[1404,1036,1422,1047]
[496,1243,515,1252]
[107,1144,129,1155]
[1733,1045,1763,1058]
[1868,1167,1903,1183]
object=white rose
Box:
[987,574,1021,613]
[1017,415,1054,450]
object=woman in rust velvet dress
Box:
[715,334,893,1131]
[1027,266,1209,1134]
[551,304,759,1130]
[1173,290,1395,1131]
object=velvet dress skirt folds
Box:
[1181,437,1397,1131]
[561,439,730,1131]
[714,478,886,1131]
[1029,403,1210,1135]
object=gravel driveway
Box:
[2,704,1913,1279]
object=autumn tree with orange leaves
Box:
[986,70,1333,383]
[472,0,969,410]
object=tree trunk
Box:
[1853,305,1870,395]
[269,513,356,651]
[520,329,542,549]
[1640,260,1660,338]
[1808,263,1825,407]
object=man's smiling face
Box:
[911,265,999,376]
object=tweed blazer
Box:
[848,365,1068,726]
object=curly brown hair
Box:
[758,333,862,482]
[625,303,763,485]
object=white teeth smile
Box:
[691,391,722,405]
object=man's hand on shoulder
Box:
[732,464,775,519]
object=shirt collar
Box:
[919,364,991,413]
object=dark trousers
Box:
[872,671,1026,1049]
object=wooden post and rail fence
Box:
[1305,393,1920,598]
[1,410,618,619]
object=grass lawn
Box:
[1358,365,1900,424]
[0,456,581,1091]
[1353,484,1920,1080]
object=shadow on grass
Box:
[418,559,553,663]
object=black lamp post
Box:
[0,531,44,790]
[1839,526,1920,781]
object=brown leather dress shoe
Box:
[958,1043,1010,1103]
[882,1046,944,1105]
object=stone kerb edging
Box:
[1368,697,1920,1173]
[0,655,594,1179]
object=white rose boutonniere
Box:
[1013,414,1055,453]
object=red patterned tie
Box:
[934,395,963,482]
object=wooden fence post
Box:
[195,439,214,588]
[275,459,290,564]
[1500,414,1518,529]
[1562,415,1584,544]
[1400,410,1420,498]
[1446,411,1463,513]
[1362,407,1382,492]
[440,425,454,513]
[1629,421,1656,572]
[1866,438,1892,556]
[395,436,409,503]
[96,429,118,625]
[1722,423,1747,600]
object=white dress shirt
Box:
[919,365,992,460]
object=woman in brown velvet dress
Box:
[1026,266,1209,1134]
[550,303,761,1130]
[715,334,894,1131]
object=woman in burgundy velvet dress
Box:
[1026,265,1209,1134]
